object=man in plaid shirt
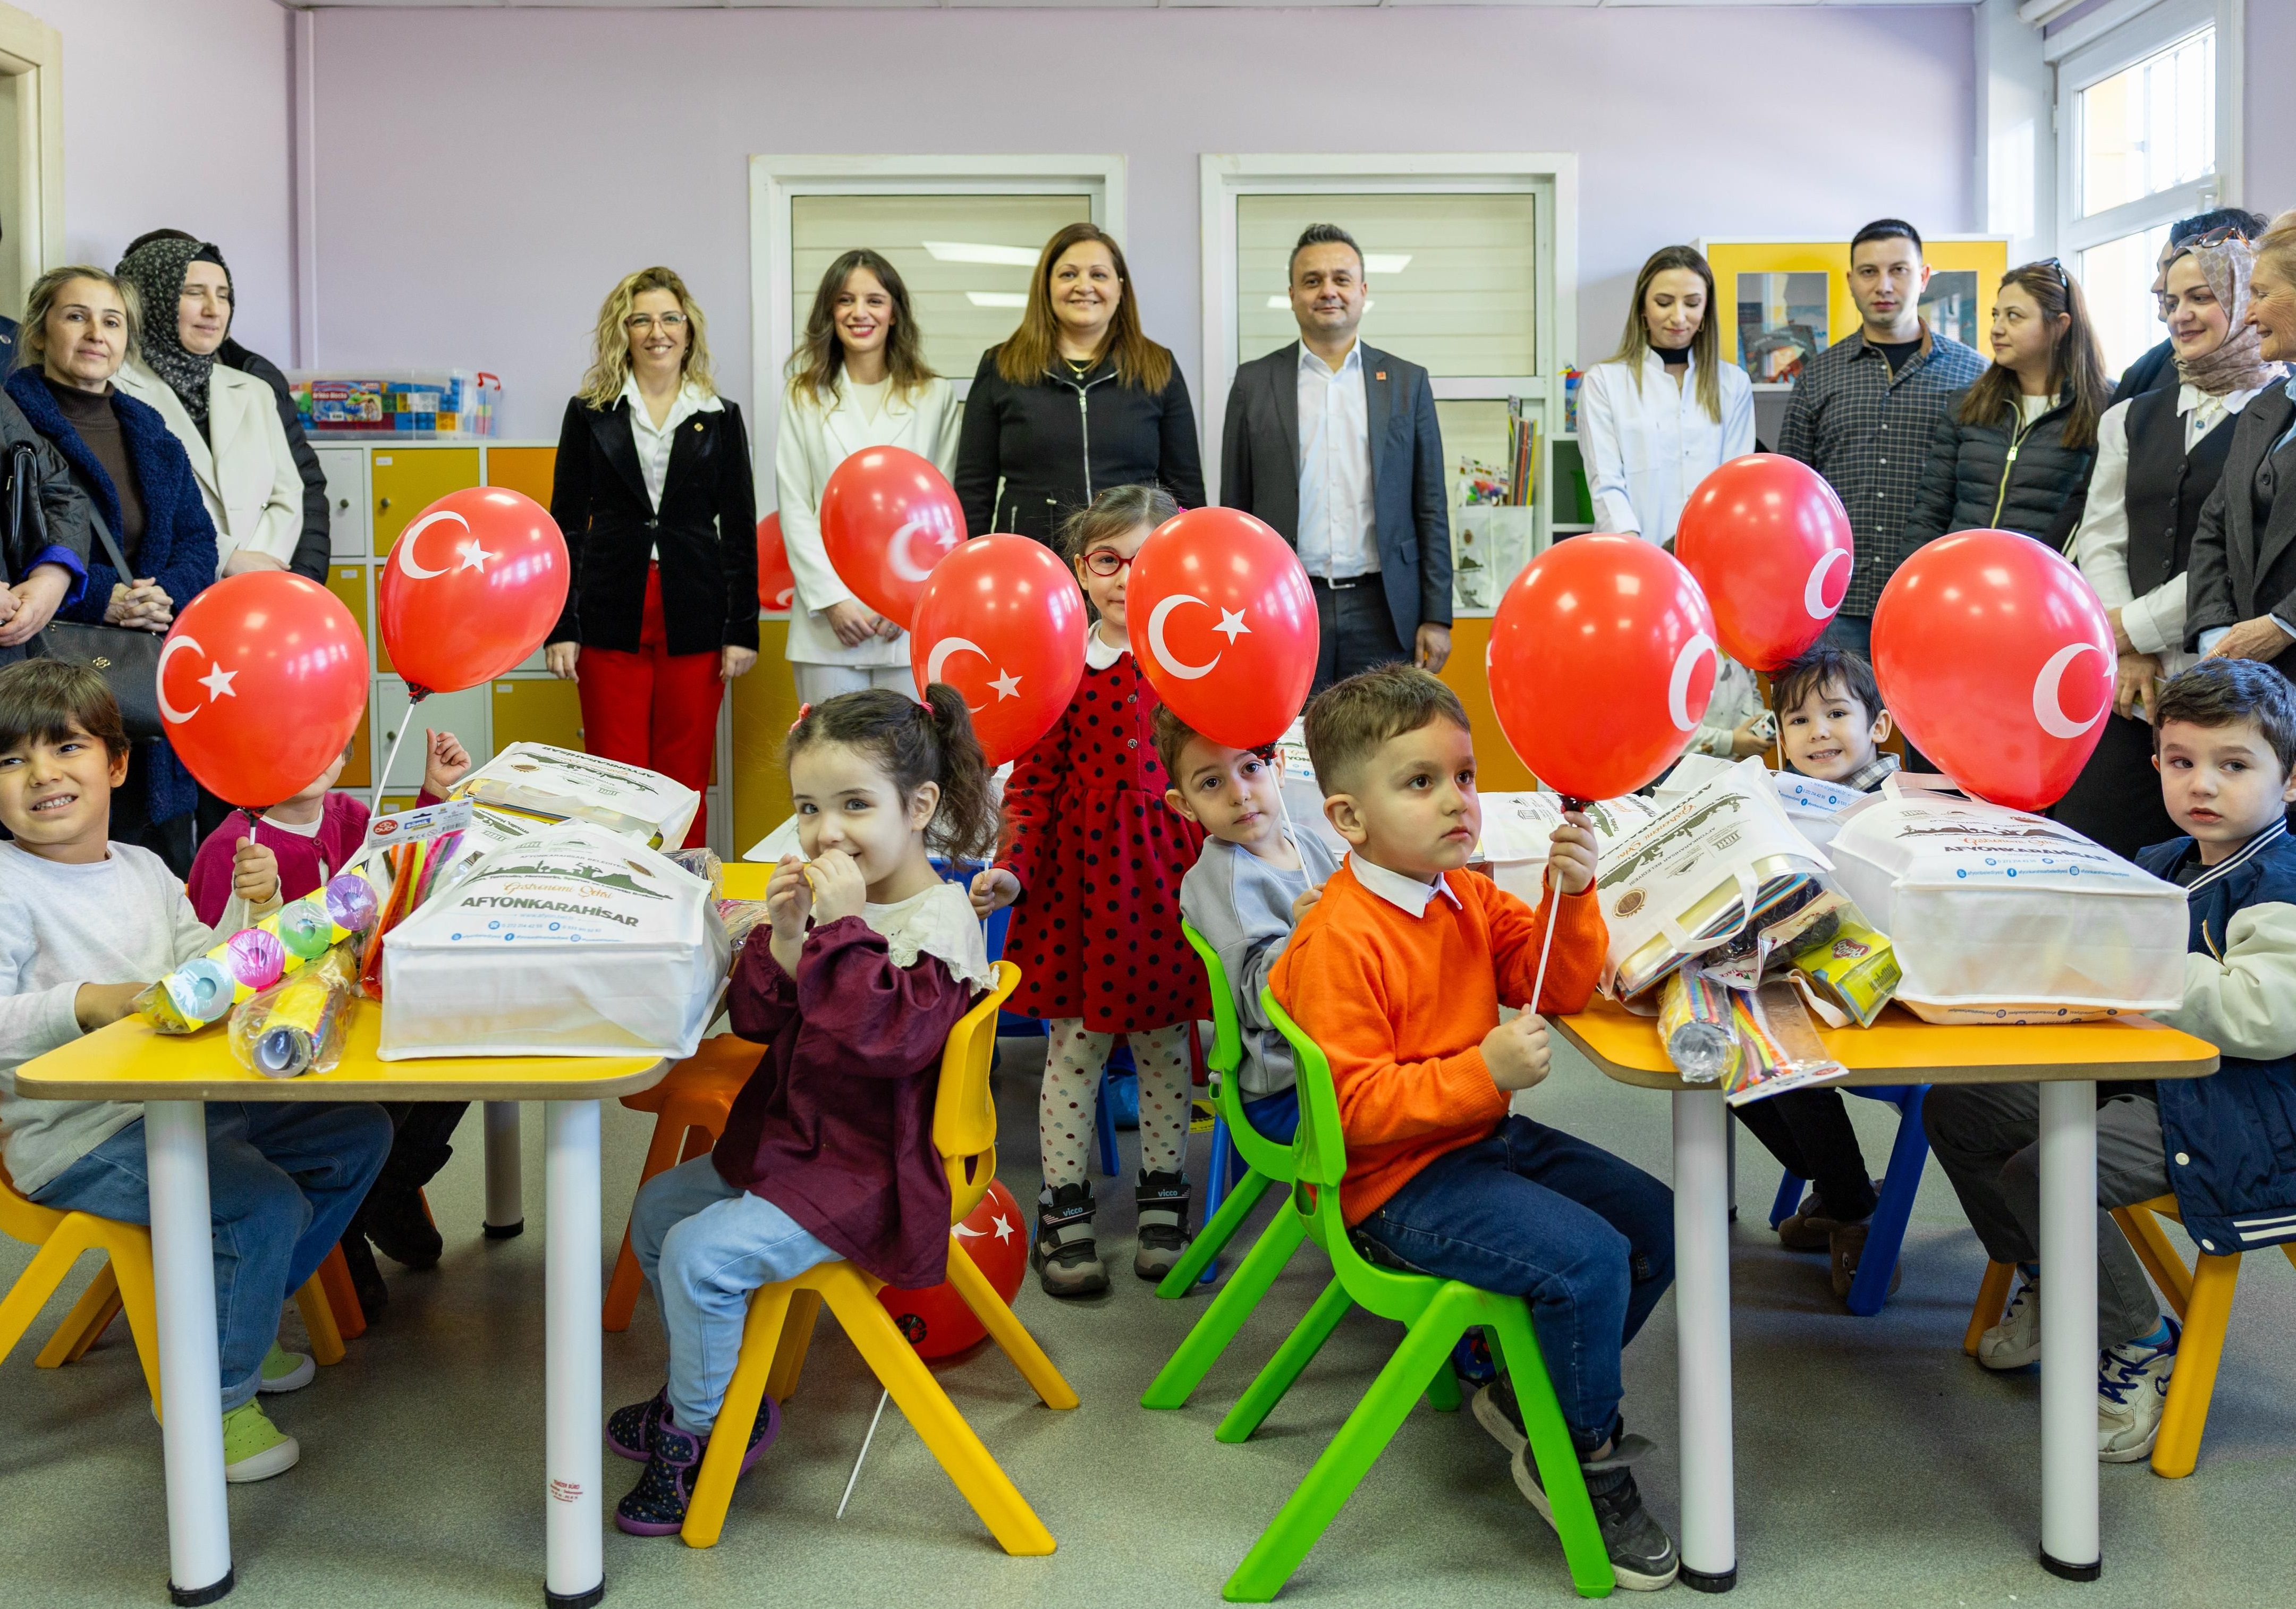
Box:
[1778,219,1987,661]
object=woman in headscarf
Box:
[2062,226,2285,856]
[112,235,303,578]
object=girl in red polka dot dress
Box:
[971,485,1210,1297]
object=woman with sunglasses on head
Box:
[2057,226,2286,857]
[951,223,1203,544]
[775,250,959,705]
[547,267,757,849]
[1897,260,2111,561]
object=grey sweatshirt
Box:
[1180,830,1340,1098]
[0,841,259,1196]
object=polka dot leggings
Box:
[1038,1019,1193,1191]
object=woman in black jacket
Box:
[953,223,1204,541]
[546,266,758,849]
[1899,260,2111,562]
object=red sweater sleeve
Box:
[725,915,972,1075]
[1481,876,1607,1016]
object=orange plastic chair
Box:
[604,1035,766,1331]
[680,960,1079,1551]
[2,1165,344,1419]
[1967,1196,2296,1478]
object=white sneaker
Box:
[1977,1275,2041,1371]
[2098,1320,2178,1463]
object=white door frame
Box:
[0,5,63,307]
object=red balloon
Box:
[1487,535,1718,800]
[160,572,369,808]
[819,447,964,630]
[1126,507,1318,749]
[1674,453,1854,672]
[756,512,795,614]
[377,486,569,696]
[877,1180,1029,1360]
[1871,529,2113,811]
[910,535,1088,767]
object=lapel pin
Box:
[1375,371,1387,381]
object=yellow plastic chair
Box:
[2,1165,344,1420]
[679,961,1079,1551]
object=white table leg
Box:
[485,1100,524,1239]
[545,1099,603,1608]
[2038,1080,2100,1581]
[146,1100,234,1604]
[1673,1086,1736,1592]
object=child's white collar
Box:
[1085,626,1130,671]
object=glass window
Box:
[2080,223,2172,378]
[789,193,1092,381]
[2079,27,2215,218]
[1235,192,1537,376]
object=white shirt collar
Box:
[618,374,722,435]
[1349,852,1464,918]
[1084,625,1130,671]
[2178,381,2265,418]
[1298,341,1363,379]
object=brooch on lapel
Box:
[1375,371,1387,381]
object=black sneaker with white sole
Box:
[1476,1383,1679,1591]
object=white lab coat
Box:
[115,358,303,575]
[1577,350,1756,545]
[773,375,960,667]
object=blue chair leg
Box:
[1096,1066,1120,1178]
[1845,1086,1931,1317]
[1769,1168,1808,1231]
[1197,1114,1233,1285]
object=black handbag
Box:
[5,442,169,741]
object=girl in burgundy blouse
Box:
[970,485,1209,1300]
[612,685,999,1537]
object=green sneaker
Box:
[258,1340,314,1394]
[222,1401,300,1484]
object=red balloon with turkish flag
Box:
[159,572,369,807]
[876,1180,1029,1360]
[819,446,964,630]
[756,512,795,614]
[1673,453,1855,672]
[376,486,569,696]
[1126,507,1317,749]
[1487,535,1718,800]
[909,533,1088,767]
[1870,528,2113,811]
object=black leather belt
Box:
[1309,574,1376,592]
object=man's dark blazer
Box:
[1219,340,1451,650]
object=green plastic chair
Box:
[1222,990,1614,1603]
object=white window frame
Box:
[1198,153,1578,509]
[2049,0,2244,266]
[747,154,1124,485]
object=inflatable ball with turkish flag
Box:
[1126,507,1318,749]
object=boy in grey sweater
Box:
[0,660,390,1483]
[1157,706,1337,1144]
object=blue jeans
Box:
[1354,1115,1674,1438]
[630,1156,840,1436]
[1240,1087,1299,1146]
[31,1102,392,1411]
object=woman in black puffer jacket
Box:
[1898,260,2111,562]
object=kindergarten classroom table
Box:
[1552,998,2217,1593]
[15,1005,668,1608]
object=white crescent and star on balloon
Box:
[155,635,238,726]
[923,635,1023,713]
[2032,642,2107,740]
[1145,595,1250,681]
[394,510,498,580]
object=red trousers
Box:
[575,566,721,849]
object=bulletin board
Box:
[1694,236,2012,385]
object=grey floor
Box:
[3,1033,2291,1608]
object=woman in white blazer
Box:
[775,249,960,703]
[114,238,302,576]
[1583,244,1766,758]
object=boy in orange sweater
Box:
[1271,666,1677,1590]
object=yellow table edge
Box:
[1554,995,2219,1091]
[16,999,672,1103]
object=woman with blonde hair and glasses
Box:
[547,266,757,849]
[953,222,1202,543]
[775,248,958,703]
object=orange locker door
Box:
[486,446,557,508]
[327,564,374,787]
[371,447,482,675]
[491,676,585,755]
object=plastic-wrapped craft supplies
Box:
[1826,775,2187,1024]
[453,742,700,851]
[378,821,731,1060]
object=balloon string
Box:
[1527,795,1589,1015]
[377,691,426,807]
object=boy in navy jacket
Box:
[1927,660,2296,1464]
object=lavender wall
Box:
[27,0,293,358]
[303,5,1975,441]
[2246,1,2294,223]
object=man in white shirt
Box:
[1220,224,1453,693]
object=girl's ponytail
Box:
[920,681,997,863]
[783,683,999,865]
